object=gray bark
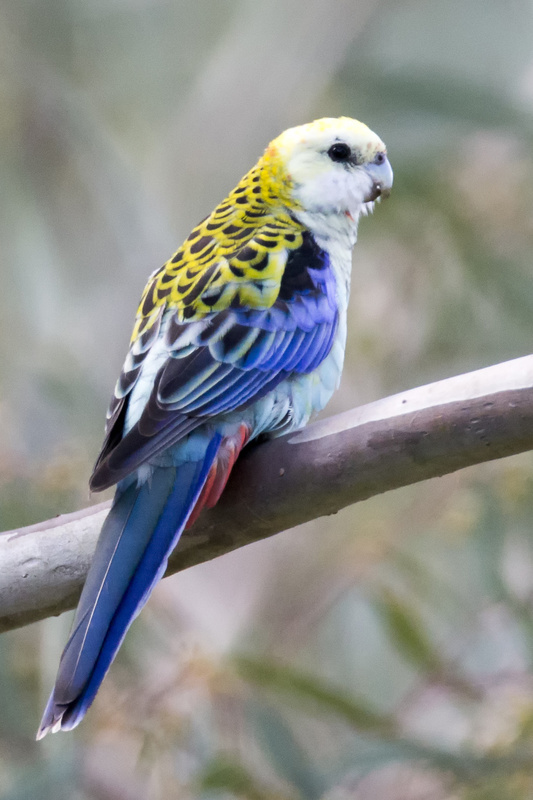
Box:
[2,354,533,634]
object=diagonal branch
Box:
[2,354,533,634]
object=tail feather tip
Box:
[36,698,78,740]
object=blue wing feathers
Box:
[254,330,293,369]
[179,368,256,414]
[239,329,277,369]
[168,363,235,409]
[297,324,329,373]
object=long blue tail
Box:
[37,435,221,738]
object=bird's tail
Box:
[37,434,226,738]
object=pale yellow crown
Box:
[258,117,388,210]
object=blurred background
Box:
[2,0,533,797]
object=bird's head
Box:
[259,117,392,231]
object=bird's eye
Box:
[327,142,352,162]
[374,152,386,165]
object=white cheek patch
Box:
[295,169,371,216]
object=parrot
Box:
[37,117,393,738]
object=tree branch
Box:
[2,355,533,634]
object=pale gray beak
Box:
[363,156,393,202]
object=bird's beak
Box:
[363,156,393,202]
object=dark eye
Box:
[327,142,352,162]
[374,152,386,165]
